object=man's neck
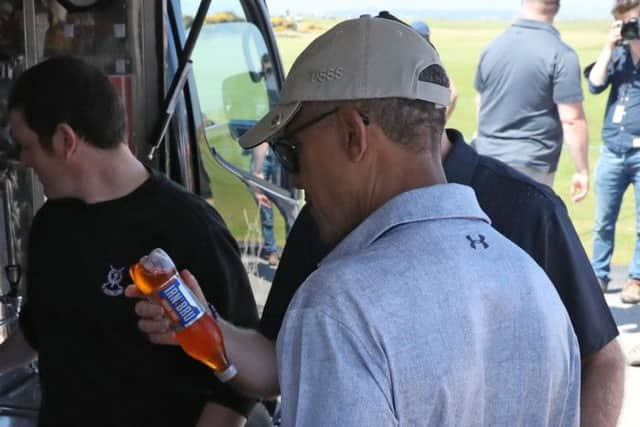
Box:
[519,8,555,24]
[75,145,150,204]
[362,140,447,222]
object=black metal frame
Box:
[149,0,211,161]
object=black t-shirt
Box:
[260,129,618,358]
[20,169,258,427]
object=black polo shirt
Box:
[260,129,618,357]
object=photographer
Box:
[586,0,640,306]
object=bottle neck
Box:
[214,363,238,383]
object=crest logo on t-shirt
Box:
[101,265,126,297]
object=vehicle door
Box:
[168,0,298,294]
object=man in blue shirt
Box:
[131,15,581,426]
[474,0,589,199]
[587,0,640,305]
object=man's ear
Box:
[52,123,79,160]
[336,105,368,164]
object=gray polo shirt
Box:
[474,19,584,173]
[277,184,580,426]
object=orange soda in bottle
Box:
[129,248,237,382]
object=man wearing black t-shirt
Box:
[2,57,258,426]
[136,128,625,425]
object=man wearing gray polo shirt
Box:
[130,14,581,426]
[237,15,579,426]
[474,0,589,201]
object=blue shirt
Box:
[277,185,580,427]
[587,45,640,153]
[474,18,583,172]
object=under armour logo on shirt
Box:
[466,235,489,250]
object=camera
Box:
[621,17,640,41]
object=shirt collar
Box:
[321,184,489,265]
[512,18,560,38]
[443,128,478,186]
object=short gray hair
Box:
[354,98,445,148]
[306,98,445,152]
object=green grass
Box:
[274,19,636,266]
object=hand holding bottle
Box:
[127,249,236,382]
[125,269,207,346]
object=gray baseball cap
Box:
[239,15,451,149]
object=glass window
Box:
[188,0,293,274]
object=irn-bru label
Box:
[157,276,205,329]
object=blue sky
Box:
[181,0,612,20]
[265,1,610,19]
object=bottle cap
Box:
[140,248,175,273]
[214,363,238,383]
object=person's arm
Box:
[126,271,280,400]
[473,52,485,140]
[252,143,268,178]
[473,92,482,139]
[588,21,622,89]
[445,77,458,123]
[196,402,246,427]
[251,143,271,207]
[220,317,280,399]
[557,102,589,202]
[580,339,625,427]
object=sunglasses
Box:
[271,108,369,174]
